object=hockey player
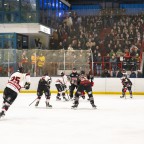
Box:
[71,71,96,109]
[35,73,52,107]
[69,67,79,100]
[55,72,69,101]
[0,67,30,118]
[120,75,133,98]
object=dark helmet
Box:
[73,67,76,70]
[18,66,24,73]
[80,70,85,75]
[44,73,48,76]
[72,67,77,73]
[61,72,64,76]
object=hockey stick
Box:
[29,98,37,106]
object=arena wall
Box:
[0,77,144,95]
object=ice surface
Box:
[0,94,144,144]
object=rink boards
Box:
[0,77,144,95]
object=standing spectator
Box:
[96,52,102,76]
[137,70,143,78]
[110,55,117,71]
[21,50,29,73]
[37,53,45,76]
[117,69,123,78]
[31,52,37,76]
[129,70,136,78]
[101,69,111,77]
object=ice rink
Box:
[0,94,144,144]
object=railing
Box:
[0,49,90,77]
[0,49,142,77]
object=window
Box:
[4,0,19,11]
[21,12,37,22]
[0,0,3,11]
[21,0,36,11]
[4,33,14,39]
[0,40,2,48]
[0,12,3,22]
[3,39,14,49]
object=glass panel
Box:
[22,36,28,49]
[21,12,37,22]
[4,13,12,22]
[21,0,36,11]
[0,12,3,22]
[0,34,3,38]
[11,12,20,22]
[3,39,14,48]
[0,0,3,11]
[4,34,15,38]
[4,0,19,11]
[17,35,22,49]
[4,12,20,23]
[0,40,2,48]
[48,0,51,9]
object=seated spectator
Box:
[86,39,95,50]
[58,42,63,50]
[101,68,111,77]
[129,70,136,78]
[109,49,115,57]
[137,70,143,78]
[110,55,117,71]
[111,70,117,77]
[96,52,102,76]
[116,49,123,57]
[67,44,74,50]
[117,69,123,78]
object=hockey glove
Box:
[24,82,30,90]
[63,84,67,89]
[91,82,94,87]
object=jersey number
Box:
[11,76,20,84]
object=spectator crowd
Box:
[49,8,144,77]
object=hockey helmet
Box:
[18,66,24,73]
[80,70,85,75]
[44,73,48,76]
[61,72,64,76]
[73,67,76,70]
[72,67,77,72]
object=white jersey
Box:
[6,71,30,94]
[56,75,70,87]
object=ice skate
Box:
[56,96,61,101]
[71,104,78,109]
[91,104,97,109]
[0,111,5,118]
[120,95,125,98]
[63,96,68,101]
[130,95,133,99]
[70,97,73,101]
[46,102,52,108]
[35,101,39,107]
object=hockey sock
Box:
[2,102,10,112]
